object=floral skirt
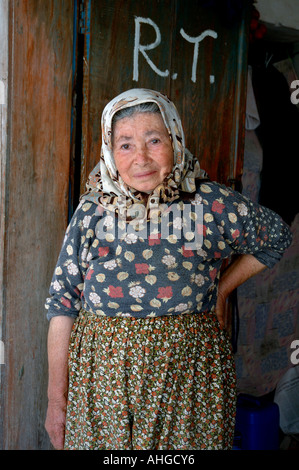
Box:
[64,310,236,450]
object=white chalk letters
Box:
[133,16,218,83]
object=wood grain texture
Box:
[171,1,250,184]
[0,0,73,449]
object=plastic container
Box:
[233,394,280,450]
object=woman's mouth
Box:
[134,170,157,178]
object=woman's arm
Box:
[216,254,266,329]
[45,315,75,450]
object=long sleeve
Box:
[199,182,293,269]
[45,201,98,320]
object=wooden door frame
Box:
[0,0,74,449]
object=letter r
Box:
[133,16,169,81]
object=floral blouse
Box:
[45,182,292,320]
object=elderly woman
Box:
[45,89,292,450]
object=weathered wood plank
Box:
[0,0,74,449]
[170,1,250,184]
[0,0,9,355]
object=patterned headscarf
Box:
[81,88,207,218]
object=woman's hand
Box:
[45,395,67,450]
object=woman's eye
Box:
[121,143,130,150]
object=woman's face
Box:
[112,112,173,192]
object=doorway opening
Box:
[248,34,299,225]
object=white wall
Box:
[256,0,299,31]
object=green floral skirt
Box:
[64,310,236,450]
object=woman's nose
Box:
[134,145,150,163]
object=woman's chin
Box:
[134,183,160,193]
[128,181,159,193]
